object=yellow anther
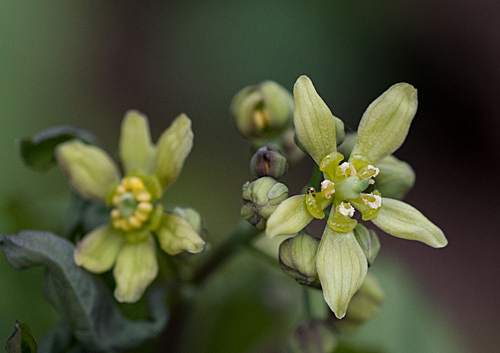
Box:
[254,108,270,130]
[116,185,126,194]
[136,192,152,202]
[112,195,121,206]
[338,162,357,177]
[111,209,121,219]
[128,216,142,228]
[137,202,153,213]
[134,210,149,222]
[338,202,355,217]
[128,177,144,191]
[320,180,335,199]
[362,193,382,209]
[359,165,380,179]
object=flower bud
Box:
[280,129,306,165]
[292,319,338,353]
[241,177,289,229]
[172,206,202,234]
[231,81,293,139]
[250,143,288,179]
[279,233,320,287]
[333,273,384,332]
[353,224,381,266]
[375,155,416,199]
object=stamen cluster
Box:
[111,176,154,231]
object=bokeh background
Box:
[1,1,499,352]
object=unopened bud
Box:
[333,273,384,331]
[250,143,288,179]
[279,233,320,287]
[241,177,289,229]
[353,224,380,266]
[231,81,293,140]
[280,128,306,165]
[172,207,202,234]
[375,155,416,199]
[292,319,338,353]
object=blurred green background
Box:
[1,1,499,352]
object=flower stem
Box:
[191,220,261,286]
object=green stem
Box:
[303,286,313,320]
[244,244,280,269]
[191,221,261,286]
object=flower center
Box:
[304,152,384,232]
[111,176,154,232]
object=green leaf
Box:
[0,231,168,353]
[5,320,37,353]
[18,126,98,172]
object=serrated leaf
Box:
[0,231,168,353]
[18,126,98,172]
[5,320,37,353]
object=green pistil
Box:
[118,192,138,217]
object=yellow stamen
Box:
[111,209,120,219]
[134,210,149,222]
[338,162,357,177]
[112,195,121,206]
[128,216,142,228]
[137,202,153,213]
[338,202,355,217]
[320,180,335,199]
[136,192,152,202]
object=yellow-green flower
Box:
[266,76,447,318]
[56,110,205,303]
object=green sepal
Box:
[265,195,314,239]
[156,213,205,255]
[113,234,158,303]
[152,114,193,188]
[351,83,418,163]
[5,320,37,353]
[372,198,448,248]
[316,227,368,319]
[19,126,97,172]
[56,140,120,201]
[353,224,381,266]
[119,110,156,175]
[0,231,168,352]
[293,75,339,165]
[375,155,415,199]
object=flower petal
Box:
[113,234,158,303]
[119,110,156,174]
[316,226,368,319]
[351,83,417,163]
[56,140,120,200]
[265,195,313,239]
[371,198,448,248]
[375,155,415,199]
[156,214,205,255]
[74,225,125,273]
[152,114,193,188]
[293,75,338,165]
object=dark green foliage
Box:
[5,320,37,353]
[0,231,168,353]
[19,126,98,172]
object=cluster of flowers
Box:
[234,76,447,319]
